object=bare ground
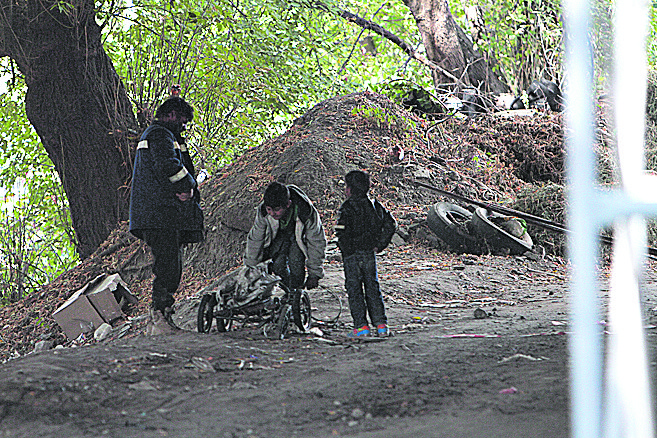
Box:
[0,245,577,438]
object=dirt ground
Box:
[4,242,657,438]
[1,238,641,438]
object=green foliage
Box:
[98,0,431,171]
[351,104,397,129]
[451,0,564,93]
[647,3,657,70]
[100,0,348,169]
[0,89,78,304]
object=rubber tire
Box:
[215,295,232,333]
[426,202,481,254]
[469,207,533,255]
[197,293,216,333]
[275,304,292,340]
[292,290,312,332]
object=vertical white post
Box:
[563,0,604,436]
[604,0,653,437]
[565,0,655,437]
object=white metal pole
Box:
[563,0,603,437]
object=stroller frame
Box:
[197,277,312,340]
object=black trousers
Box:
[143,229,183,312]
[264,232,306,289]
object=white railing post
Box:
[564,0,656,437]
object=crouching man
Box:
[244,181,327,292]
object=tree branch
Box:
[334,7,461,84]
[337,2,386,76]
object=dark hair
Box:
[345,170,370,196]
[155,97,194,120]
[263,182,290,208]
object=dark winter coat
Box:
[129,121,204,243]
[335,193,397,256]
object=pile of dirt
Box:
[0,91,568,362]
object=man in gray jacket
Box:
[244,182,326,291]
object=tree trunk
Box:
[0,0,137,258]
[402,0,509,95]
[403,0,467,90]
[454,25,509,94]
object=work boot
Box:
[162,307,180,329]
[146,307,180,336]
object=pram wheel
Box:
[274,304,292,340]
[292,290,312,332]
[215,300,233,333]
[197,293,217,333]
[198,293,233,333]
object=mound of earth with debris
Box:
[5,91,642,438]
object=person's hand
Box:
[304,275,320,290]
[176,189,193,201]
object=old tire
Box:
[469,207,533,255]
[426,202,481,254]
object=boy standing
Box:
[335,170,397,337]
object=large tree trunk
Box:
[454,25,509,94]
[402,0,509,95]
[403,0,466,89]
[0,0,137,258]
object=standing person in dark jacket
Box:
[335,170,397,338]
[129,96,204,335]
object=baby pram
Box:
[196,261,312,339]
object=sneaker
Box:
[377,324,389,337]
[146,307,180,336]
[347,325,370,338]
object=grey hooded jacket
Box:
[244,185,326,279]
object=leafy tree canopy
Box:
[0,88,77,303]
[98,0,430,169]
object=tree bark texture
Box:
[402,0,509,94]
[454,25,509,94]
[0,0,137,258]
[403,0,467,89]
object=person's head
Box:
[155,97,194,132]
[345,170,370,197]
[263,182,291,220]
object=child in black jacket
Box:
[335,170,397,337]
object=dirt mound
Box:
[456,113,565,184]
[0,92,567,362]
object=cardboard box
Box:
[53,273,134,339]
